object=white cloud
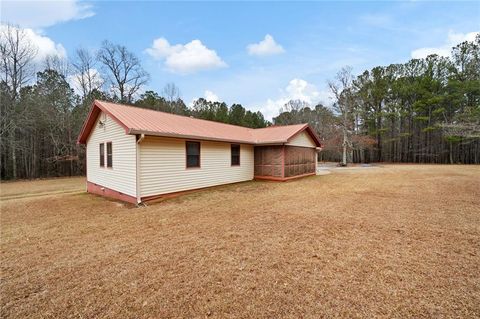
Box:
[204,90,220,102]
[411,47,451,59]
[447,31,479,44]
[0,25,67,63]
[188,90,220,107]
[26,29,67,62]
[247,34,285,56]
[411,30,479,59]
[260,78,332,120]
[145,37,227,74]
[284,79,321,103]
[1,0,95,29]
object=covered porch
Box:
[253,145,318,181]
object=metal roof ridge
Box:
[96,99,263,134]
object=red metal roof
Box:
[77,100,322,146]
[250,124,312,144]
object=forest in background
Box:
[276,35,480,165]
[1,24,479,180]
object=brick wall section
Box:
[87,181,137,204]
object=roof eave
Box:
[128,129,256,145]
[254,141,288,146]
[285,124,322,147]
[77,100,131,144]
[76,101,100,144]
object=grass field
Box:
[0,176,85,200]
[1,165,479,318]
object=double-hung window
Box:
[186,141,200,168]
[99,143,105,167]
[231,144,240,166]
[106,142,113,168]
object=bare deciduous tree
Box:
[97,40,149,103]
[0,24,37,99]
[328,66,356,166]
[72,48,104,100]
[162,82,181,102]
[280,99,310,114]
[44,54,70,78]
[0,24,37,179]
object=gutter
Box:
[135,134,145,204]
[128,129,293,146]
[128,129,256,145]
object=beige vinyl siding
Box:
[286,131,316,148]
[86,112,137,197]
[139,136,254,197]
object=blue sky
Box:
[2,1,479,119]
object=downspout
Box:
[136,134,145,204]
[315,147,322,175]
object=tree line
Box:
[274,35,480,164]
[1,24,479,180]
[0,24,268,180]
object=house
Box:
[77,100,322,204]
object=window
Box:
[186,141,200,168]
[99,143,105,167]
[107,142,112,168]
[231,144,240,166]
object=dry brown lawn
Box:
[0,176,85,200]
[1,165,479,318]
